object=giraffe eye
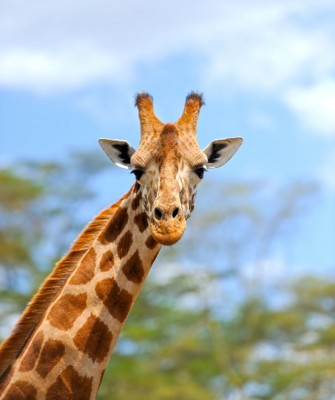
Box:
[131,169,144,180]
[194,167,206,179]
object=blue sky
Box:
[1,0,335,280]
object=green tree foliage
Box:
[102,275,335,400]
[0,168,44,314]
[1,154,333,399]
[0,152,109,323]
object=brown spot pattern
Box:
[69,248,96,285]
[19,331,44,372]
[102,207,128,243]
[46,365,92,400]
[99,250,114,272]
[95,278,133,323]
[122,250,144,284]
[48,293,87,331]
[36,339,65,378]
[131,191,142,210]
[134,212,148,232]
[4,381,37,400]
[145,235,157,250]
[73,314,112,363]
[117,231,133,259]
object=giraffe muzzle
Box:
[150,207,186,246]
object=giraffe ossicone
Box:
[0,92,242,399]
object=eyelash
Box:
[194,167,206,179]
[131,169,144,180]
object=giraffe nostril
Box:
[172,207,179,218]
[154,208,163,220]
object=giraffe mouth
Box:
[150,216,186,246]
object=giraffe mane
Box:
[0,189,132,382]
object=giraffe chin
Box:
[150,218,186,246]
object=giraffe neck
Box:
[0,184,161,399]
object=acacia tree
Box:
[0,152,110,329]
[100,273,335,400]
[0,168,43,321]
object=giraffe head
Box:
[99,92,242,246]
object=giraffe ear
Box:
[203,137,243,169]
[99,139,136,169]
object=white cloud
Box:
[284,79,335,136]
[0,0,333,90]
[0,0,335,134]
[204,26,334,93]
[0,48,127,92]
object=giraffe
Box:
[0,92,243,399]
